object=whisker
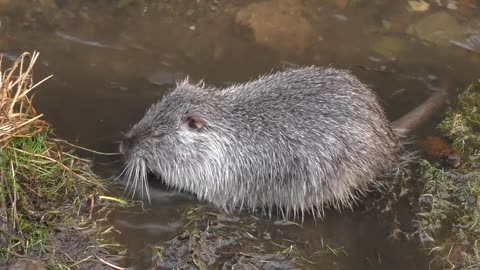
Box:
[141,161,151,203]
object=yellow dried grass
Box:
[0,51,52,143]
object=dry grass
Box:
[0,52,51,142]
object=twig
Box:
[96,255,126,270]
[51,138,120,156]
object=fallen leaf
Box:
[421,136,462,168]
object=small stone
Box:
[382,19,392,30]
[185,9,194,16]
[408,1,430,12]
[235,0,316,54]
[372,35,408,60]
[447,2,458,10]
[368,56,382,62]
[38,0,58,9]
[410,11,464,46]
[334,14,349,21]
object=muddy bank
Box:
[0,52,126,269]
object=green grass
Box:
[415,81,480,269]
[439,82,480,152]
[0,128,109,259]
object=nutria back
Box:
[119,67,401,217]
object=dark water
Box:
[2,0,480,269]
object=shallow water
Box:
[2,0,480,269]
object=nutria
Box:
[118,67,447,217]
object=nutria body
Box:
[119,67,444,217]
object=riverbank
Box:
[0,52,125,269]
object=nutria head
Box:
[119,80,232,202]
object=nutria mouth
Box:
[146,171,169,190]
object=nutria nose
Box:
[119,135,137,156]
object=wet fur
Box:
[120,67,401,218]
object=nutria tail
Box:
[392,83,449,137]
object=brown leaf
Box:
[421,136,462,168]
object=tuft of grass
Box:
[0,52,125,268]
[415,81,480,269]
[438,81,480,152]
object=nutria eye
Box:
[185,115,206,131]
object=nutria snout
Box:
[119,135,137,157]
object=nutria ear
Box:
[185,114,206,130]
